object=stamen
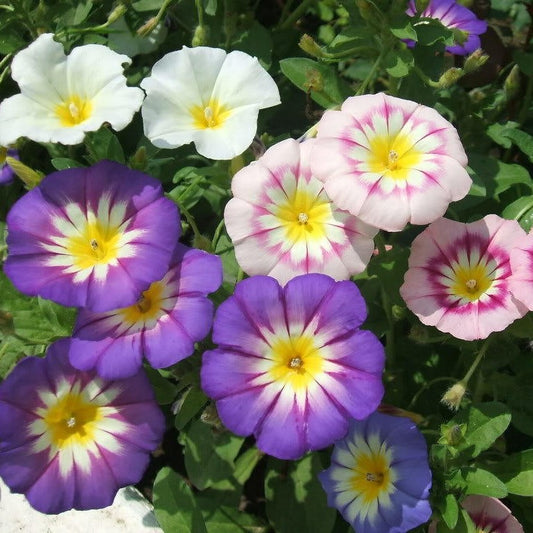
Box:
[90,239,99,250]
[297,212,309,224]
[465,279,477,291]
[387,150,399,169]
[365,472,384,484]
[66,416,76,428]
[136,294,152,314]
[69,102,80,119]
[288,356,303,369]
[204,106,215,127]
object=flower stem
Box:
[355,45,386,96]
[195,0,205,27]
[211,218,226,251]
[462,337,491,386]
[180,205,203,243]
[279,0,314,30]
[408,377,457,409]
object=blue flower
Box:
[319,412,432,533]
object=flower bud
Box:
[299,34,324,58]
[440,422,466,446]
[438,67,464,88]
[192,24,210,47]
[441,381,467,411]
[0,310,15,336]
[5,156,43,189]
[463,49,489,74]
[137,16,158,37]
[106,3,127,25]
[130,145,148,171]
[504,64,521,101]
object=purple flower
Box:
[0,147,18,185]
[69,243,222,379]
[0,339,165,514]
[406,0,487,55]
[201,274,385,460]
[4,160,180,312]
[319,412,432,533]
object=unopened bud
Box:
[438,67,464,88]
[391,304,406,321]
[409,324,431,344]
[299,34,324,58]
[137,16,158,37]
[504,64,521,101]
[463,49,489,74]
[106,3,127,25]
[5,156,43,189]
[192,24,209,47]
[130,146,148,171]
[441,381,467,411]
[356,0,374,21]
[440,422,466,446]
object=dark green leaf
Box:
[153,467,208,533]
[175,386,208,430]
[441,493,459,529]
[84,128,125,164]
[145,367,177,405]
[488,450,533,496]
[462,466,508,497]
[51,158,85,170]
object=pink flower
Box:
[400,215,527,341]
[224,138,377,284]
[429,495,524,533]
[509,231,533,311]
[310,93,471,232]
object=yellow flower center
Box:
[368,132,422,180]
[43,391,102,449]
[269,335,323,391]
[66,220,122,270]
[119,281,166,324]
[190,99,232,129]
[350,449,391,503]
[56,95,93,127]
[275,189,330,243]
[450,263,493,301]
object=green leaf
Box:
[514,50,533,76]
[233,446,264,486]
[279,58,351,108]
[384,48,414,78]
[502,196,533,232]
[462,466,508,497]
[435,508,477,533]
[51,158,86,170]
[203,0,217,16]
[441,493,459,529]
[175,386,208,430]
[488,450,533,496]
[414,18,454,46]
[145,367,177,405]
[0,29,26,54]
[84,128,125,164]
[389,20,417,41]
[198,498,269,533]
[265,454,335,533]
[183,420,244,490]
[454,402,511,458]
[232,22,273,69]
[153,467,208,533]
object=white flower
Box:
[0,34,144,146]
[140,46,281,160]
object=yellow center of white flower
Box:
[56,95,93,127]
[275,189,330,243]
[450,263,493,301]
[350,448,391,503]
[269,335,323,391]
[190,99,232,129]
[43,392,102,449]
[368,133,422,180]
[119,281,166,324]
[66,220,122,270]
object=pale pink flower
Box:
[400,215,528,341]
[509,230,533,311]
[311,93,471,232]
[224,138,378,284]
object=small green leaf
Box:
[488,450,533,496]
[203,0,217,16]
[145,367,177,405]
[84,128,125,164]
[435,508,477,533]
[153,467,208,533]
[502,196,533,232]
[279,57,351,108]
[175,386,208,430]
[51,158,85,170]
[441,493,459,529]
[233,446,264,486]
[454,402,511,458]
[462,467,508,497]
[384,48,414,78]
[414,18,454,46]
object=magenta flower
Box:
[4,160,179,312]
[201,274,385,460]
[224,138,377,284]
[319,412,432,533]
[311,93,471,232]
[429,495,524,532]
[406,0,487,55]
[509,231,533,311]
[69,244,222,379]
[0,147,18,185]
[0,339,164,514]
[400,215,528,341]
